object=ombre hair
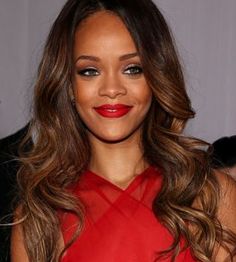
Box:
[17,0,236,261]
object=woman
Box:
[11,0,236,261]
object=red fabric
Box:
[60,166,196,261]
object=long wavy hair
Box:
[17,0,236,261]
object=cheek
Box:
[139,85,153,121]
[144,89,153,105]
[73,88,93,121]
[73,83,93,107]
[136,83,152,108]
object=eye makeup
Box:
[123,64,143,75]
[76,67,100,77]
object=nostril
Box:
[98,83,127,98]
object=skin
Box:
[72,11,152,188]
[11,11,152,261]
[11,11,236,262]
[212,170,236,261]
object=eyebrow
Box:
[75,52,139,63]
[119,52,139,61]
[75,55,100,63]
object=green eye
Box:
[124,65,143,75]
[77,68,99,77]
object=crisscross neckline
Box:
[83,165,155,192]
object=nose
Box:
[98,73,127,99]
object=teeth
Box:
[107,109,117,112]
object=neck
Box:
[88,132,148,188]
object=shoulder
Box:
[11,207,30,262]
[11,206,65,262]
[214,170,236,232]
[212,170,236,261]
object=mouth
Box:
[93,104,133,118]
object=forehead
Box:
[74,11,137,56]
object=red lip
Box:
[94,104,133,118]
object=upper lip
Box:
[94,104,132,109]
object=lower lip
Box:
[94,107,132,118]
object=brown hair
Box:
[17,0,236,261]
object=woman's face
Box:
[73,11,152,143]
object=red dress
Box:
[60,166,196,261]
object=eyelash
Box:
[124,65,143,75]
[77,67,99,77]
[76,64,143,77]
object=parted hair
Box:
[17,0,236,261]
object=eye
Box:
[77,67,99,77]
[123,65,143,75]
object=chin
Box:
[97,134,130,144]
[88,129,140,144]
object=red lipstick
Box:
[94,104,132,118]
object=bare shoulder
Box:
[212,170,236,261]
[214,169,236,232]
[11,207,29,262]
[11,206,65,261]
